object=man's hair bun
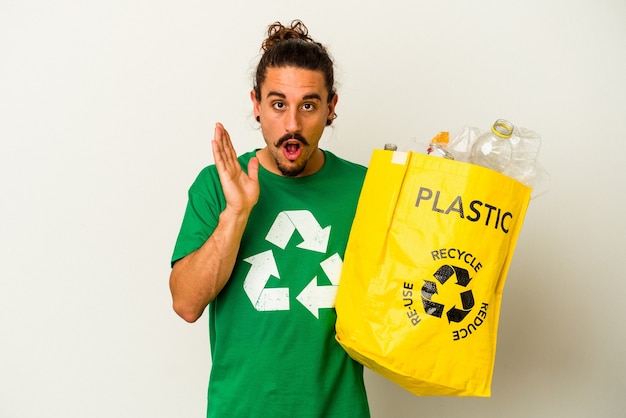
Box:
[261,20,318,51]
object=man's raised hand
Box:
[211,122,260,216]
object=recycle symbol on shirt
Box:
[242,210,341,319]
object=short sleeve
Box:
[170,166,226,266]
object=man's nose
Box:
[284,108,301,134]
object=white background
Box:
[1,1,625,417]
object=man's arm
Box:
[169,123,259,323]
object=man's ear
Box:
[327,93,339,125]
[251,90,261,120]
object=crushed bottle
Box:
[399,119,549,197]
[447,118,548,195]
[426,131,455,159]
[503,126,542,187]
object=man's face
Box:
[252,66,337,177]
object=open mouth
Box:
[283,141,302,161]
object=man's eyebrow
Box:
[265,91,322,101]
[302,93,322,101]
[266,91,286,99]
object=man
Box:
[170,20,370,417]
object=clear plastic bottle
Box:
[469,119,514,172]
[502,126,542,187]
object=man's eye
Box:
[272,102,285,110]
[302,103,316,111]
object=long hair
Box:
[253,20,336,104]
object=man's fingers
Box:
[211,138,223,167]
[213,123,238,167]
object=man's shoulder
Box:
[324,150,367,175]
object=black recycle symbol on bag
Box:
[421,265,475,323]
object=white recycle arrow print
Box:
[265,210,331,253]
[296,253,343,318]
[243,250,290,311]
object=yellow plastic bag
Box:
[335,149,531,397]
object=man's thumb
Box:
[247,157,259,182]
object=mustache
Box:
[275,133,309,147]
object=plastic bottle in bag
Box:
[503,126,542,187]
[469,119,514,172]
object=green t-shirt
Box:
[172,150,370,418]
